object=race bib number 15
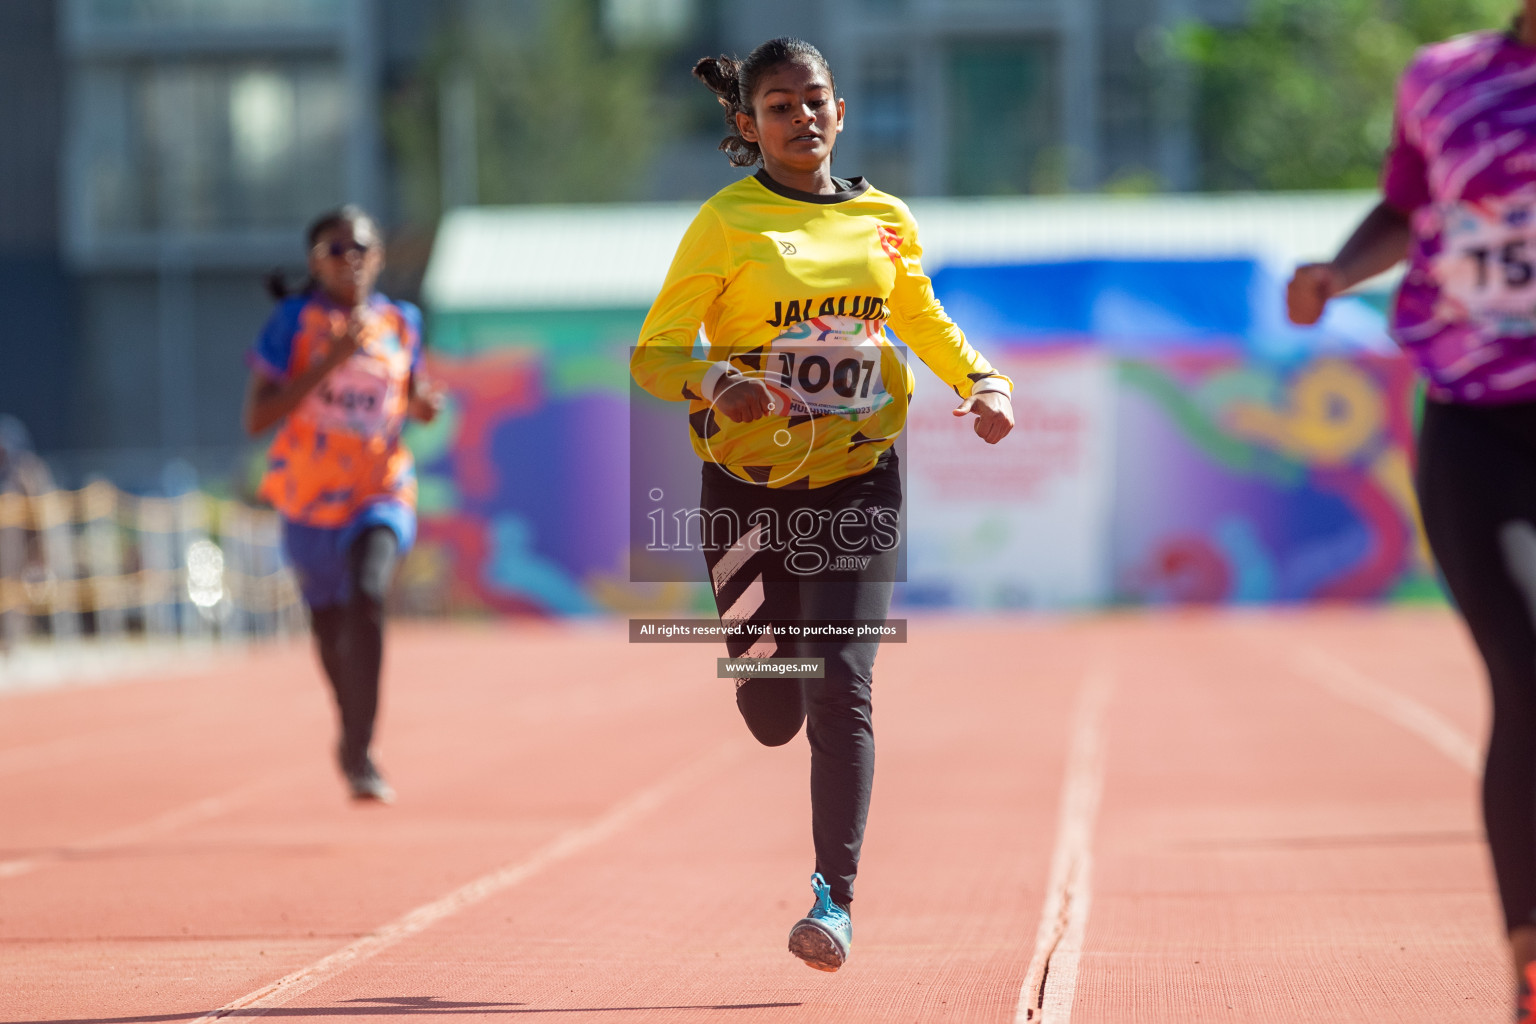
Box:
[1435,198,1536,336]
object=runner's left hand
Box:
[409,379,447,423]
[953,392,1013,445]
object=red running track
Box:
[0,609,1510,1022]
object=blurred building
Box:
[0,0,443,483]
[55,0,387,483]
[0,0,1248,482]
[0,2,73,457]
[643,0,1248,199]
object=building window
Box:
[75,61,345,236]
[73,0,343,31]
[859,55,911,195]
[946,39,1059,195]
[864,57,910,154]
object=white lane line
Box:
[1294,644,1479,774]
[0,770,301,880]
[1016,668,1115,1024]
[189,739,744,1022]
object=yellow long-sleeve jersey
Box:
[632,171,1011,489]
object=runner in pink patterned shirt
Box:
[1384,26,1536,402]
[1289,9,1536,1016]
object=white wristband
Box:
[970,375,1012,398]
[700,360,735,401]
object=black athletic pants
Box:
[309,526,399,775]
[701,452,902,910]
[1418,398,1536,932]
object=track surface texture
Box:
[0,609,1509,1022]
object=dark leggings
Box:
[1418,398,1536,932]
[701,454,902,910]
[310,526,399,775]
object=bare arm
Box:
[1331,200,1414,286]
[241,323,362,435]
[407,371,445,424]
[1287,201,1413,326]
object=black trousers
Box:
[1418,398,1536,932]
[700,452,902,909]
[309,526,399,775]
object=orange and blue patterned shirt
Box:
[248,292,422,527]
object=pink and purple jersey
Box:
[1385,31,1536,404]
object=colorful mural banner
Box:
[1112,352,1435,605]
[398,344,1435,615]
[400,345,710,618]
[395,257,1439,615]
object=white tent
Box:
[425,191,1385,313]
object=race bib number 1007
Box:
[764,315,899,422]
[1435,198,1536,336]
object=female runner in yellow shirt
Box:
[632,37,1014,971]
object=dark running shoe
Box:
[338,742,395,804]
[787,872,851,972]
[345,760,395,804]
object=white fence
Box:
[0,482,305,655]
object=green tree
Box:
[387,0,665,221]
[1175,0,1516,190]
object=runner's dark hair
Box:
[693,38,836,168]
[265,205,381,301]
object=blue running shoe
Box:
[787,873,851,972]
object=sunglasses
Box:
[315,240,375,259]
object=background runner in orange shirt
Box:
[242,205,442,803]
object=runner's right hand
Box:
[1286,262,1346,326]
[712,373,783,423]
[322,309,370,364]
